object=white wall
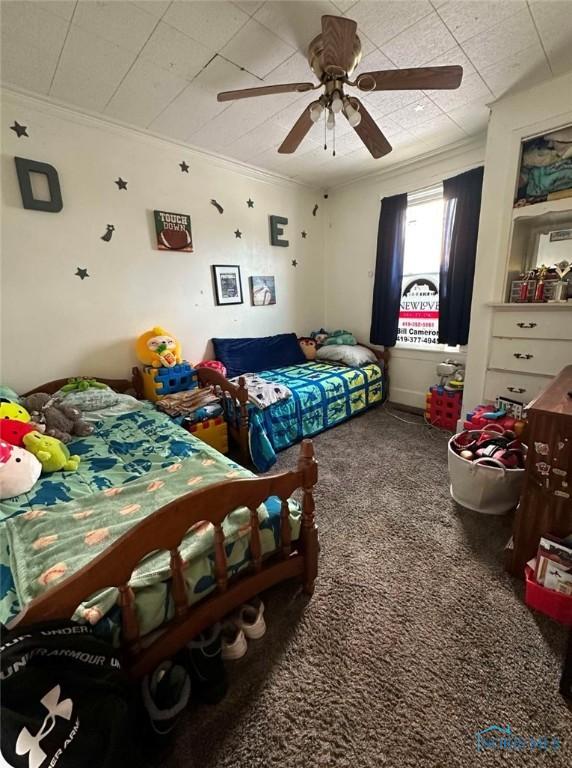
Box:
[323,138,485,409]
[1,91,325,393]
[463,71,572,413]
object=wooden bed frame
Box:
[190,344,390,467]
[13,378,319,679]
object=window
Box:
[396,185,444,347]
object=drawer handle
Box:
[513,353,533,360]
[507,386,526,394]
[516,322,537,328]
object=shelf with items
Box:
[486,302,572,310]
[512,196,572,221]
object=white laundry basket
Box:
[447,433,526,515]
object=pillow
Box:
[0,385,21,403]
[56,387,122,411]
[316,344,378,367]
[213,333,306,378]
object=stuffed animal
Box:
[0,418,36,447]
[299,337,317,360]
[0,399,31,422]
[23,431,80,473]
[0,439,42,499]
[136,327,182,368]
[60,377,108,393]
[195,360,227,377]
[22,393,93,444]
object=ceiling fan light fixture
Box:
[331,92,343,113]
[310,102,324,123]
[344,100,361,127]
[326,109,335,130]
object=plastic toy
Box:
[22,393,93,444]
[183,415,228,454]
[425,386,463,431]
[23,431,80,473]
[450,427,527,469]
[0,418,36,447]
[136,327,182,368]
[463,404,518,432]
[0,439,42,499]
[0,400,30,423]
[142,362,198,402]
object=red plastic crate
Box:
[426,386,462,430]
[525,566,572,625]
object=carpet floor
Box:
[155,406,571,767]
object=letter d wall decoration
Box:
[15,157,63,212]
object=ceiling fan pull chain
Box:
[323,108,327,151]
[333,121,336,157]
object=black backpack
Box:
[1,620,139,768]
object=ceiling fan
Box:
[217,15,463,159]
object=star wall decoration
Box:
[301,231,307,239]
[179,161,189,173]
[291,259,298,267]
[75,267,89,280]
[234,229,242,239]
[115,177,128,190]
[246,198,254,208]
[10,121,28,138]
[211,199,224,214]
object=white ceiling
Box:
[2,0,571,187]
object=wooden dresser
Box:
[509,365,572,576]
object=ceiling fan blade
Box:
[356,66,463,92]
[346,98,392,159]
[278,101,319,154]
[321,15,357,75]
[217,82,315,102]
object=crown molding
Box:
[326,134,487,192]
[1,85,321,192]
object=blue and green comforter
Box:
[249,361,383,471]
[0,404,300,635]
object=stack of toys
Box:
[183,415,228,455]
[0,399,81,501]
[464,397,526,437]
[135,327,198,402]
[450,425,527,469]
[425,387,463,431]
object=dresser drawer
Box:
[489,338,572,376]
[484,370,553,404]
[492,309,572,340]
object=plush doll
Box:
[23,431,80,473]
[22,393,93,444]
[0,439,42,499]
[136,327,182,368]
[0,399,31,422]
[0,418,36,447]
[60,377,108,393]
[310,328,329,346]
[299,337,317,360]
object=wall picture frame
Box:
[212,265,243,305]
[250,276,276,306]
[154,210,193,251]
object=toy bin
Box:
[184,416,228,455]
[447,433,526,515]
[525,566,572,625]
[142,362,198,402]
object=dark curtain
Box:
[438,166,484,346]
[369,193,408,347]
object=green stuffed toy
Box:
[60,377,108,393]
[23,431,80,473]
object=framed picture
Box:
[154,210,193,251]
[212,265,243,305]
[550,229,572,243]
[250,275,276,306]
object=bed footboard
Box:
[8,441,318,678]
[196,367,251,466]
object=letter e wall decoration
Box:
[269,215,289,247]
[15,157,63,212]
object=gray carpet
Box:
[158,406,571,767]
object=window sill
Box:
[392,344,466,359]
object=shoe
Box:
[186,623,228,704]
[236,598,266,640]
[221,621,247,660]
[141,660,191,737]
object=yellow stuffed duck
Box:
[136,327,182,368]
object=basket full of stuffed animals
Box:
[448,425,527,515]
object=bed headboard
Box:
[23,376,135,397]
